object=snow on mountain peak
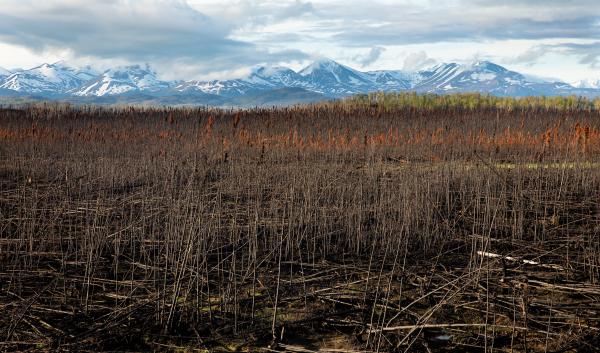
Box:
[247,66,305,88]
[73,64,170,96]
[299,58,351,76]
[48,61,99,81]
[28,64,57,81]
[0,62,94,94]
[250,66,292,78]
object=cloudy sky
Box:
[0,0,599,82]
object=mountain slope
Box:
[413,61,525,94]
[73,65,170,96]
[175,77,273,98]
[0,62,96,95]
[411,61,581,97]
[251,66,304,87]
[174,66,303,97]
[297,59,376,95]
[362,70,413,91]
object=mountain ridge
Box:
[1,59,600,106]
[72,65,171,97]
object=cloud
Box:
[471,0,600,7]
[504,46,551,66]
[353,46,385,67]
[0,0,309,78]
[403,51,436,71]
[1,0,599,81]
[301,0,600,46]
[554,42,600,68]
[194,0,316,28]
[330,16,600,47]
[507,42,600,68]
[278,0,316,20]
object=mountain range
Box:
[1,59,599,106]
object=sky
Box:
[0,0,599,82]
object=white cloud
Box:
[0,0,599,81]
[0,0,308,78]
[403,51,436,71]
[354,47,386,67]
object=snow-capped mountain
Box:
[1,58,600,105]
[402,61,593,97]
[363,70,413,91]
[251,66,304,87]
[175,77,273,98]
[297,59,376,95]
[413,61,532,95]
[177,59,600,100]
[69,65,99,82]
[175,66,303,97]
[175,61,409,98]
[73,65,170,96]
[0,62,97,95]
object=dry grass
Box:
[0,98,599,352]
